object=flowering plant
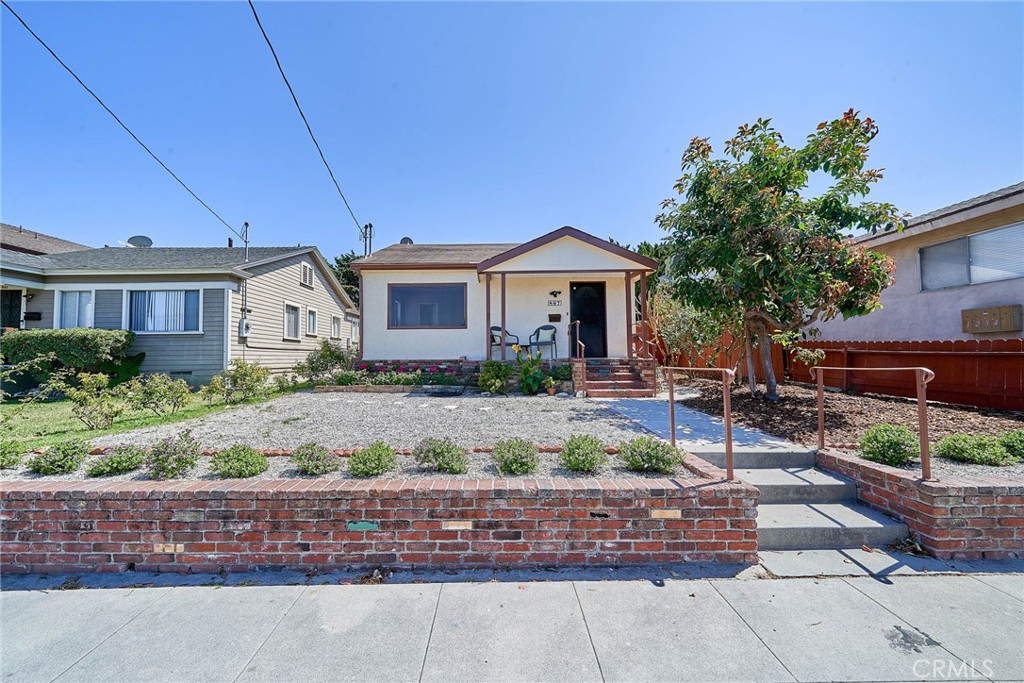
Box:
[512,344,545,395]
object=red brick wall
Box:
[0,477,758,574]
[817,449,1024,559]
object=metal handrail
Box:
[663,366,736,481]
[809,366,936,480]
[571,320,586,393]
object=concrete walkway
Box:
[3,571,1022,682]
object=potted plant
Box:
[543,376,557,396]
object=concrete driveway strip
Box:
[574,578,795,682]
[419,581,602,683]
[0,587,172,683]
[971,574,1024,602]
[51,585,304,683]
[236,583,441,683]
[845,576,1024,682]
[713,577,979,683]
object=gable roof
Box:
[476,226,658,272]
[351,243,520,270]
[0,223,91,255]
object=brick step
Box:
[584,380,650,390]
[586,388,657,398]
[585,371,642,380]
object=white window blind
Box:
[920,238,969,290]
[920,222,1024,290]
[128,290,200,332]
[59,291,92,328]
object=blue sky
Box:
[2,1,1022,258]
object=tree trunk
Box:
[744,322,759,396]
[756,320,780,401]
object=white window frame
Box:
[121,288,204,335]
[283,301,301,341]
[300,263,315,289]
[306,307,318,337]
[54,288,96,329]
[331,314,342,339]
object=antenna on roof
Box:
[360,223,374,256]
[126,235,153,248]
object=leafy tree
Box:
[329,250,360,306]
[657,110,902,400]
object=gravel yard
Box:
[90,392,653,450]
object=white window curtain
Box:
[129,290,200,332]
[59,291,92,328]
[285,305,300,338]
[332,316,342,338]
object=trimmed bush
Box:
[60,372,128,429]
[859,423,919,467]
[211,444,269,478]
[122,373,190,416]
[198,360,270,404]
[999,429,1024,461]
[1,328,135,376]
[291,442,341,475]
[492,438,539,475]
[349,442,397,477]
[935,434,1016,466]
[0,440,25,469]
[619,436,680,474]
[413,438,469,474]
[86,445,146,477]
[27,439,90,475]
[147,430,202,479]
[478,361,512,394]
[294,339,356,382]
[560,434,607,473]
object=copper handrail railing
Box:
[663,366,736,481]
[809,366,936,480]
[571,320,586,394]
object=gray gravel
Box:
[90,392,653,450]
[838,449,1024,481]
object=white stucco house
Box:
[352,227,658,378]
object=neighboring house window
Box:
[920,222,1024,291]
[331,315,342,339]
[59,290,93,328]
[128,290,201,333]
[388,283,467,329]
[350,319,359,346]
[307,308,318,336]
[300,263,314,288]
[283,303,300,340]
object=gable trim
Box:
[476,226,658,273]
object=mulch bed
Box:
[678,378,1024,447]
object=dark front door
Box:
[1,290,22,329]
[570,282,607,358]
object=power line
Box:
[247,0,363,234]
[1,0,244,240]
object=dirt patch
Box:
[678,378,1023,446]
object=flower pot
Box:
[547,387,557,396]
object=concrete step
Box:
[692,446,817,470]
[758,502,909,551]
[586,388,657,398]
[738,467,857,504]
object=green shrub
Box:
[333,370,369,386]
[551,364,574,382]
[513,347,545,395]
[86,445,146,477]
[859,423,919,467]
[349,442,397,477]
[98,352,146,385]
[199,360,270,404]
[936,434,1016,466]
[122,373,190,416]
[492,438,539,475]
[0,440,25,469]
[291,442,341,475]
[413,438,469,474]
[211,444,269,478]
[619,436,680,473]
[478,361,512,394]
[147,430,202,479]
[560,434,607,473]
[294,339,356,382]
[1,328,136,377]
[27,439,90,475]
[998,429,1024,461]
[59,372,129,429]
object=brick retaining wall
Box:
[817,449,1024,559]
[0,476,758,575]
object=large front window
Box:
[59,290,93,328]
[388,283,466,329]
[128,290,200,332]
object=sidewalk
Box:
[3,571,1021,682]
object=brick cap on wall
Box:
[818,448,1024,494]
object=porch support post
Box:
[625,271,633,359]
[639,272,649,358]
[485,273,492,360]
[500,273,507,361]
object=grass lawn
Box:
[2,386,309,450]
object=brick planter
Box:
[0,476,758,575]
[817,449,1024,559]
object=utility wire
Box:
[247,0,363,233]
[1,0,244,240]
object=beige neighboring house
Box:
[0,229,358,383]
[352,226,659,362]
[815,182,1024,342]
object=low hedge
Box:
[1,328,136,375]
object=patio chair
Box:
[490,326,519,359]
[529,325,558,359]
